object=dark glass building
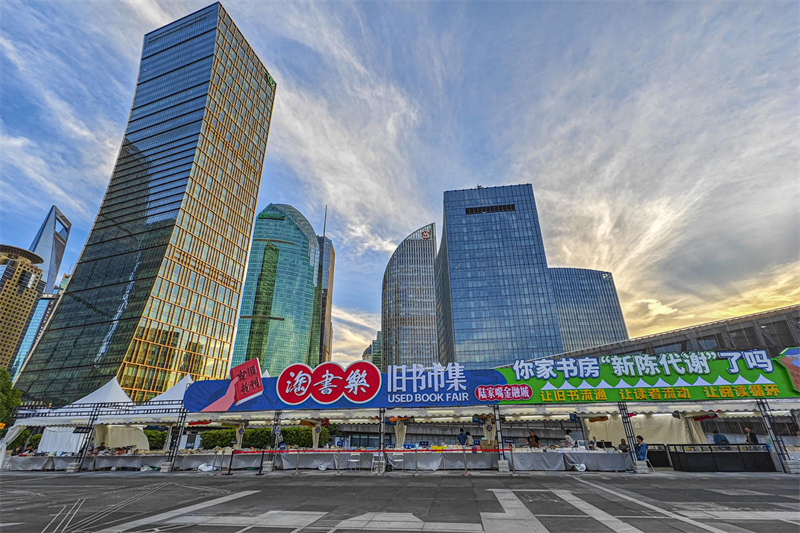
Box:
[548,267,628,352]
[316,236,335,365]
[17,3,276,403]
[435,184,563,369]
[382,223,438,367]
[230,204,320,376]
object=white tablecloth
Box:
[277,452,338,470]
[5,456,53,471]
[94,456,143,470]
[509,452,566,471]
[563,452,633,471]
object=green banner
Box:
[495,347,800,404]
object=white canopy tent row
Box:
[0,376,197,467]
[4,375,798,470]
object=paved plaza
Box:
[1,470,799,532]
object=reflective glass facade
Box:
[316,236,335,365]
[372,331,383,371]
[16,3,275,404]
[231,204,320,376]
[9,293,57,383]
[548,267,628,352]
[435,185,563,369]
[382,224,438,367]
[0,246,46,371]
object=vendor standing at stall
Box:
[457,428,468,447]
[743,427,759,444]
[564,429,576,447]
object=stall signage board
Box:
[184,348,800,412]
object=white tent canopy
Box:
[69,378,134,406]
[145,375,193,403]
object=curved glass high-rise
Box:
[435,184,564,369]
[16,3,276,404]
[231,204,320,376]
[382,224,438,367]
[548,267,628,352]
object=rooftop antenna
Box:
[322,205,328,238]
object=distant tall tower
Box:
[16,4,276,404]
[8,206,71,379]
[435,184,563,369]
[231,204,320,376]
[381,224,437,368]
[0,246,46,371]
[316,235,335,364]
[29,206,71,292]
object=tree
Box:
[0,368,22,430]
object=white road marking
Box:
[337,512,482,531]
[573,477,729,533]
[482,489,548,533]
[550,490,644,533]
[41,506,67,533]
[679,511,800,521]
[95,490,259,532]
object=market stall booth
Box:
[5,347,799,474]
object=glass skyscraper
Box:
[10,274,71,383]
[29,206,71,292]
[0,245,46,371]
[16,3,275,404]
[230,204,321,376]
[316,236,335,365]
[435,184,564,369]
[382,223,438,367]
[548,267,628,352]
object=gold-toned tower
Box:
[0,246,46,370]
[16,3,275,403]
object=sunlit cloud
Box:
[0,0,795,363]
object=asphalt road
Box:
[1,471,798,533]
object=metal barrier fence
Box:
[3,448,635,474]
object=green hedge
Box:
[280,426,329,448]
[144,429,167,450]
[199,429,236,449]
[198,427,328,449]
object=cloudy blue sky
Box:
[1,0,797,363]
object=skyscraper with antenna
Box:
[316,205,335,364]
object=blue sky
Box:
[1,1,798,362]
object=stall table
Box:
[562,452,633,472]
[668,444,775,472]
[509,451,566,471]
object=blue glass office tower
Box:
[548,267,628,352]
[17,3,276,403]
[231,204,320,376]
[382,224,438,367]
[435,184,564,369]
